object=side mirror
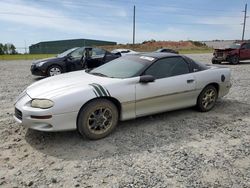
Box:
[66,55,73,60]
[114,52,122,56]
[139,75,155,83]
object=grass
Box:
[0,48,213,60]
[0,54,56,60]
[179,48,213,54]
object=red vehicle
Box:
[212,42,250,64]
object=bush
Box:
[189,41,207,47]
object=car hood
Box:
[26,71,121,98]
[32,56,64,65]
[214,48,237,52]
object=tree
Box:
[10,44,17,54]
[3,44,8,54]
[0,43,18,54]
[0,43,4,55]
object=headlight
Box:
[31,99,54,109]
[37,61,46,67]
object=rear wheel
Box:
[197,85,218,112]
[77,99,118,140]
[47,65,62,76]
[230,55,239,65]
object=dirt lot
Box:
[0,54,249,188]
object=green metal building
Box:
[29,39,117,54]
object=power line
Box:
[107,0,240,13]
[0,11,241,26]
[2,1,243,20]
[135,21,241,26]
[0,11,242,21]
[0,12,129,19]
[136,10,242,18]
[36,0,242,13]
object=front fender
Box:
[50,86,96,115]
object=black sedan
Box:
[31,47,121,77]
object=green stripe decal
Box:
[89,83,111,97]
[90,84,103,97]
[93,83,110,97]
[93,89,98,97]
[105,88,111,96]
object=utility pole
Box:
[242,3,247,41]
[133,5,135,45]
[24,40,27,54]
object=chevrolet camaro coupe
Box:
[14,53,231,140]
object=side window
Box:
[144,57,189,79]
[246,43,250,49]
[70,47,84,59]
[92,48,106,57]
[241,44,246,49]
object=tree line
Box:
[0,43,17,55]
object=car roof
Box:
[135,52,180,59]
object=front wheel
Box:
[47,65,62,76]
[212,58,221,64]
[77,99,118,140]
[197,85,218,112]
[230,55,239,65]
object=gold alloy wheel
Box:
[87,107,113,135]
[201,88,216,110]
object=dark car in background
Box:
[156,48,179,54]
[31,47,121,76]
[212,42,250,64]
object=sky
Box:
[0,0,249,52]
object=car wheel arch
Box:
[197,82,219,101]
[76,96,122,127]
[47,64,63,74]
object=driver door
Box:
[240,43,250,60]
[86,48,106,68]
[65,47,84,71]
[135,57,197,117]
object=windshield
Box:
[89,56,153,78]
[57,47,79,58]
[228,43,241,49]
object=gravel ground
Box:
[0,54,250,188]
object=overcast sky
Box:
[0,0,249,51]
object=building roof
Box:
[30,38,116,46]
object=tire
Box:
[212,58,221,64]
[230,55,239,65]
[47,65,62,76]
[197,85,218,112]
[77,99,118,140]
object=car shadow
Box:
[25,99,250,162]
[219,61,250,66]
[33,77,45,81]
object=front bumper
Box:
[31,64,47,76]
[212,53,230,62]
[213,56,226,61]
[14,93,77,132]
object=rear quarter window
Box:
[182,56,208,72]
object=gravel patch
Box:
[0,54,249,187]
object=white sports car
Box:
[111,49,138,56]
[14,53,231,139]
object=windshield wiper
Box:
[90,72,108,77]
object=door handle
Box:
[187,79,195,83]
